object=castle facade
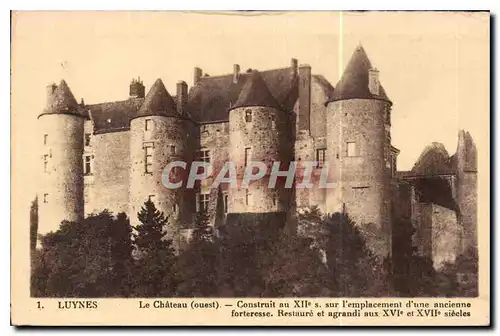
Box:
[37,46,477,263]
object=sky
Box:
[11,11,490,218]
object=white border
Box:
[4,1,497,335]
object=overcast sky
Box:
[11,11,489,218]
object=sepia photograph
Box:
[10,10,490,326]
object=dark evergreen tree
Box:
[30,210,134,297]
[176,211,219,297]
[264,230,329,297]
[217,213,286,297]
[131,199,179,297]
[322,213,393,297]
[392,215,436,297]
[109,212,134,297]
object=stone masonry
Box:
[37,46,478,261]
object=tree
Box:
[108,212,135,297]
[29,197,38,257]
[262,206,330,297]
[392,215,436,297]
[31,210,134,297]
[216,212,286,297]
[264,230,329,297]
[435,247,478,297]
[176,211,219,297]
[322,213,393,297]
[131,199,179,297]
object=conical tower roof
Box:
[135,78,178,118]
[40,80,85,118]
[230,71,283,111]
[328,45,390,103]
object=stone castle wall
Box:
[38,114,85,237]
[228,105,293,213]
[84,128,130,216]
[129,116,187,243]
[326,98,391,257]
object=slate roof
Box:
[230,71,283,111]
[328,45,390,104]
[135,78,178,119]
[40,80,87,118]
[312,75,335,98]
[186,67,299,123]
[80,64,336,132]
[87,98,144,134]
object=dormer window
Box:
[245,110,252,122]
[145,118,153,131]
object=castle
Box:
[37,46,477,265]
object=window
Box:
[224,194,229,213]
[271,114,276,130]
[83,155,93,175]
[170,145,176,155]
[245,109,252,122]
[244,147,251,166]
[346,142,357,157]
[245,189,251,206]
[316,148,326,167]
[145,118,153,131]
[199,149,210,163]
[173,203,177,212]
[84,133,91,146]
[43,154,49,172]
[43,193,48,204]
[43,134,48,145]
[272,194,277,206]
[199,193,209,212]
[145,144,153,173]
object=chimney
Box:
[233,64,240,83]
[194,67,203,86]
[297,64,311,132]
[368,68,380,96]
[129,77,145,98]
[176,80,188,115]
[291,58,298,77]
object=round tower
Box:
[37,80,86,242]
[456,130,477,254]
[325,46,392,257]
[228,71,292,213]
[129,78,187,244]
